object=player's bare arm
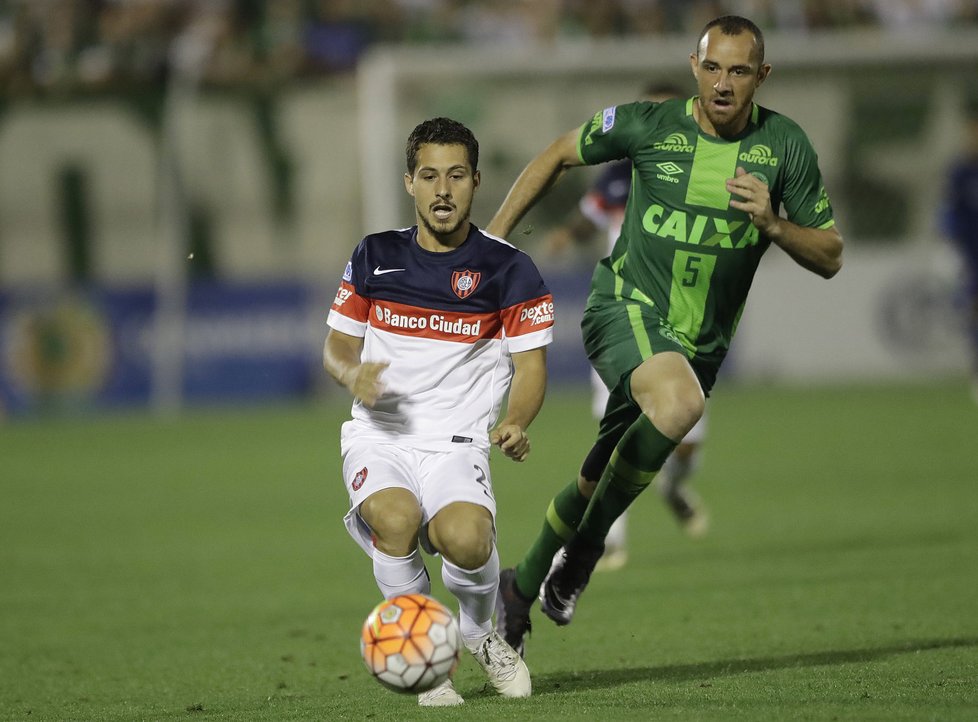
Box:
[487,128,584,239]
[490,347,547,462]
[726,166,843,278]
[322,328,389,407]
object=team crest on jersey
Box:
[451,269,481,299]
[749,171,770,187]
[352,467,368,491]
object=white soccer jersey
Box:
[327,225,554,449]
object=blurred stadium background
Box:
[1,0,977,416]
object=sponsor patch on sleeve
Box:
[342,261,353,282]
[502,295,555,338]
[332,281,355,309]
[329,280,370,324]
[601,106,617,133]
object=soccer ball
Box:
[360,593,463,693]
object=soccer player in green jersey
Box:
[488,15,844,656]
[543,82,711,575]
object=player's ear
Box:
[756,63,771,87]
[404,172,415,197]
[472,169,481,190]
[688,51,699,80]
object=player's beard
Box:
[700,94,749,136]
[418,204,470,241]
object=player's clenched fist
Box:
[491,425,530,462]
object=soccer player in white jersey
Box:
[324,117,553,706]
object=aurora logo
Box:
[653,133,694,152]
[739,144,779,166]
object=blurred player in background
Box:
[323,117,553,705]
[490,15,843,657]
[545,81,708,574]
[941,100,978,403]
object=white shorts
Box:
[340,422,497,557]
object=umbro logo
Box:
[655,161,684,185]
[373,266,405,276]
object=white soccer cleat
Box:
[417,678,464,707]
[471,630,531,698]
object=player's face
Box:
[689,28,770,137]
[404,143,480,247]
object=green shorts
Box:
[582,293,718,391]
[579,282,718,471]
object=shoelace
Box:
[480,637,519,681]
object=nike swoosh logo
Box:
[373,266,406,276]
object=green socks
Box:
[513,480,590,599]
[577,415,677,546]
[511,416,677,596]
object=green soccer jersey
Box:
[577,96,835,371]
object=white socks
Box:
[372,548,430,598]
[441,547,499,650]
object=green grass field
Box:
[2,380,977,721]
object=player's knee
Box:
[428,504,493,569]
[444,532,493,570]
[648,387,704,441]
[360,490,422,553]
[675,390,705,433]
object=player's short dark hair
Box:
[696,15,765,65]
[405,117,479,175]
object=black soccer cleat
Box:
[494,568,533,658]
[539,536,604,626]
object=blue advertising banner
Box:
[0,282,321,415]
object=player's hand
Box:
[726,166,778,235]
[347,361,389,407]
[490,424,530,462]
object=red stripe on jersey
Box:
[370,298,502,343]
[501,294,555,338]
[331,281,370,322]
